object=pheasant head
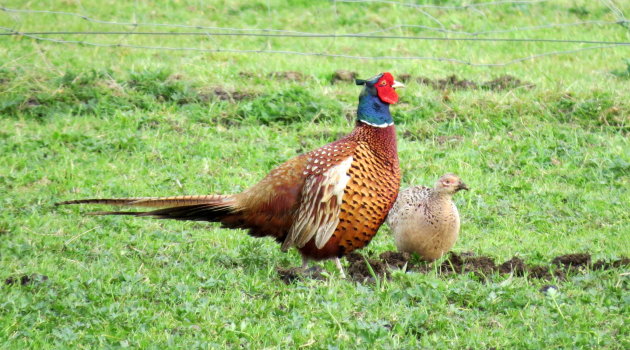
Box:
[435,173,469,195]
[355,72,405,127]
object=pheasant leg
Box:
[301,256,309,269]
[335,257,347,279]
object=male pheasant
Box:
[386,174,468,261]
[57,72,405,277]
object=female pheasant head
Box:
[355,72,405,127]
[435,173,469,195]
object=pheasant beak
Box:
[457,182,469,191]
[392,80,405,89]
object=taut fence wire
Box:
[1,0,628,67]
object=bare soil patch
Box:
[277,266,326,284]
[418,75,479,90]
[331,70,357,84]
[268,71,307,81]
[417,74,534,91]
[278,252,629,283]
[481,75,535,91]
[4,274,49,286]
[207,87,256,102]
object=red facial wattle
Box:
[377,86,399,104]
[375,73,399,104]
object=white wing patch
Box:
[282,156,353,250]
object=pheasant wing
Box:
[282,142,357,251]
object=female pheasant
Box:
[386,174,468,261]
[58,72,404,277]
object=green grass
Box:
[1,0,629,348]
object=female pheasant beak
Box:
[457,182,469,191]
[392,81,405,89]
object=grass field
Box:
[1,0,629,348]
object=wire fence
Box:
[335,0,551,10]
[1,0,628,67]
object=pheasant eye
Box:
[380,81,387,86]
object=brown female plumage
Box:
[57,73,404,275]
[386,174,468,261]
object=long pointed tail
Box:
[56,195,239,222]
[56,195,231,208]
